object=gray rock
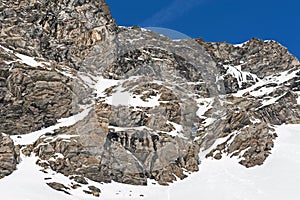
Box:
[0,62,85,135]
[46,182,70,195]
[0,134,19,178]
[0,0,117,69]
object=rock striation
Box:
[0,0,117,69]
[0,134,19,178]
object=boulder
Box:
[0,134,20,178]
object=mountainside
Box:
[1,0,300,199]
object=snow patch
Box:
[223,65,259,88]
[296,92,300,105]
[199,131,238,160]
[233,41,248,47]
[250,117,261,124]
[0,155,99,200]
[165,121,186,138]
[11,107,91,145]
[95,77,120,98]
[0,45,14,55]
[202,118,216,127]
[49,153,65,161]
[0,45,49,67]
[250,86,277,97]
[196,98,213,118]
[105,84,160,108]
[108,126,150,132]
[2,122,300,200]
[15,53,48,67]
[256,92,286,110]
[235,69,299,97]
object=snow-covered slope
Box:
[1,1,300,198]
[1,34,300,199]
[1,124,299,200]
[1,32,300,199]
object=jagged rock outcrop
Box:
[0,0,115,135]
[0,58,85,135]
[0,0,117,69]
[0,0,300,197]
[0,134,19,178]
[33,105,199,185]
[196,39,300,167]
[198,38,300,93]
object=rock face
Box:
[198,38,300,93]
[0,134,19,178]
[0,57,84,135]
[0,0,300,196]
[0,0,117,69]
[0,0,114,135]
[197,39,300,167]
[34,106,199,185]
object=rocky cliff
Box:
[1,0,300,197]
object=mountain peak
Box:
[1,1,300,199]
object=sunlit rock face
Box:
[1,0,300,196]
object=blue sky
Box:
[106,0,300,59]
